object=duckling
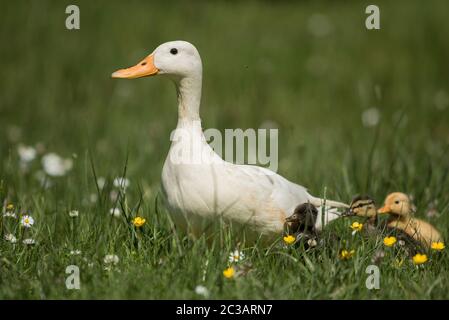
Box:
[348,195,378,235]
[348,194,423,255]
[378,192,443,248]
[284,203,319,248]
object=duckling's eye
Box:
[170,48,178,55]
[395,200,400,204]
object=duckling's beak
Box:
[285,216,295,223]
[378,205,391,214]
[111,54,159,79]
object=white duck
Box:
[112,41,348,242]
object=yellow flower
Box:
[412,253,428,265]
[132,216,146,227]
[283,235,296,245]
[340,249,355,260]
[223,267,235,279]
[383,236,397,247]
[6,203,14,211]
[350,222,363,232]
[431,241,445,251]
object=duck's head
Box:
[347,195,377,218]
[111,40,202,80]
[378,192,416,217]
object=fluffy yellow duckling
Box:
[378,192,442,247]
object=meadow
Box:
[0,0,448,299]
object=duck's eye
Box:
[170,48,178,55]
[395,200,400,204]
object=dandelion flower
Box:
[223,267,235,279]
[194,285,210,298]
[69,210,79,218]
[20,215,34,228]
[104,254,120,265]
[283,235,296,245]
[132,216,146,227]
[23,238,36,245]
[4,233,17,243]
[339,249,355,260]
[412,253,428,265]
[42,153,73,177]
[350,221,363,233]
[383,236,397,247]
[228,250,245,263]
[431,241,445,251]
[6,203,14,211]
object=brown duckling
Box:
[284,203,319,247]
[378,192,443,248]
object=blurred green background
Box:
[1,0,448,299]
[1,1,449,196]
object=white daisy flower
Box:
[23,238,36,245]
[70,250,82,255]
[361,108,381,127]
[109,190,119,202]
[97,177,106,189]
[69,210,79,218]
[3,212,17,218]
[307,239,318,247]
[104,254,119,265]
[17,144,37,163]
[228,250,245,263]
[20,215,35,228]
[42,153,73,177]
[113,177,130,189]
[109,207,121,218]
[194,285,210,298]
[4,233,17,243]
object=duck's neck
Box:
[175,75,202,126]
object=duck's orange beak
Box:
[111,54,159,79]
[378,205,391,214]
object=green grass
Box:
[1,0,449,299]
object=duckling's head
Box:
[378,192,415,217]
[348,195,377,218]
[285,203,318,233]
[112,41,202,80]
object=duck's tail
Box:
[309,197,349,231]
[310,197,349,209]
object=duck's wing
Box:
[221,163,348,228]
